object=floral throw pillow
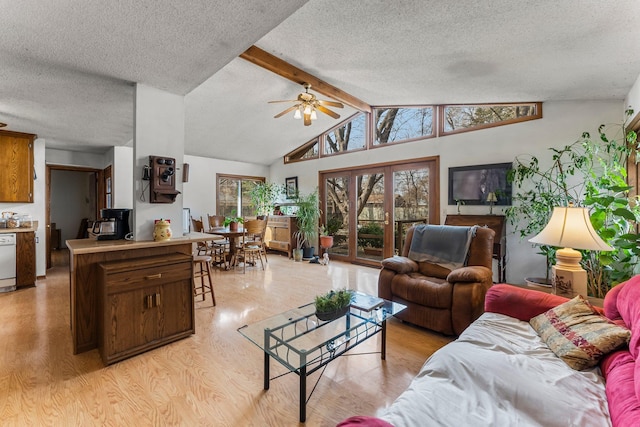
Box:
[530,295,630,370]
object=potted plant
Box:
[249,182,283,217]
[506,109,640,298]
[318,224,334,250]
[223,211,243,232]
[293,189,321,259]
[314,288,353,321]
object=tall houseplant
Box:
[294,189,321,259]
[506,109,640,297]
[249,182,283,217]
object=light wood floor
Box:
[0,250,452,427]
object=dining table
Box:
[207,227,245,268]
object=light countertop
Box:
[66,232,221,255]
[0,220,39,234]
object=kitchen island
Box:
[66,233,220,356]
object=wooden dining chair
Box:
[207,214,230,269]
[191,216,211,256]
[234,218,266,273]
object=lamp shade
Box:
[486,192,498,203]
[529,206,613,251]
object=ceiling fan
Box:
[269,83,344,126]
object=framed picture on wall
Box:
[448,162,512,206]
[285,176,298,199]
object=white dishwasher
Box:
[0,233,17,292]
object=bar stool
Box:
[193,255,216,306]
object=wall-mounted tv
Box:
[448,162,512,206]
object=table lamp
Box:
[486,192,498,214]
[529,205,613,297]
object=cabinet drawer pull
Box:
[154,292,161,307]
[145,294,152,309]
[145,273,162,280]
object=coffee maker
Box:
[93,208,131,240]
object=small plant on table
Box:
[314,288,354,321]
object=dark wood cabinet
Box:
[265,215,298,258]
[98,253,194,365]
[0,130,36,203]
[444,214,506,282]
[16,231,36,288]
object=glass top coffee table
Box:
[238,292,406,422]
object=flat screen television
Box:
[448,162,512,206]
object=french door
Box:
[320,157,439,266]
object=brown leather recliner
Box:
[378,225,495,335]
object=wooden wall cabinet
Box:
[265,215,298,258]
[0,130,36,203]
[16,231,36,288]
[98,253,194,365]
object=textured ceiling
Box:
[2,1,640,165]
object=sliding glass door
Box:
[320,157,438,266]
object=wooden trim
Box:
[628,117,640,217]
[320,155,440,175]
[0,129,37,139]
[240,45,372,113]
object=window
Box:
[324,113,366,155]
[284,102,542,163]
[216,174,265,218]
[440,102,541,135]
[285,138,319,163]
[373,107,434,145]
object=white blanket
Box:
[380,312,611,427]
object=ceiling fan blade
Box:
[303,114,312,126]
[316,104,341,119]
[318,100,344,108]
[268,100,297,104]
[274,104,300,118]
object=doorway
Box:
[46,165,103,269]
[320,156,439,267]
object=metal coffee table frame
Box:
[238,294,405,422]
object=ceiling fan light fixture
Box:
[269,82,344,126]
[303,104,312,115]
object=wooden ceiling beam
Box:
[240,45,372,114]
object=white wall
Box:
[133,84,185,240]
[625,73,640,124]
[269,100,624,284]
[182,155,269,226]
[110,146,134,208]
[45,147,108,169]
[0,138,47,277]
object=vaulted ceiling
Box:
[2,1,640,166]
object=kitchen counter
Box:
[0,221,38,289]
[67,232,221,355]
[66,232,220,254]
[0,220,39,233]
